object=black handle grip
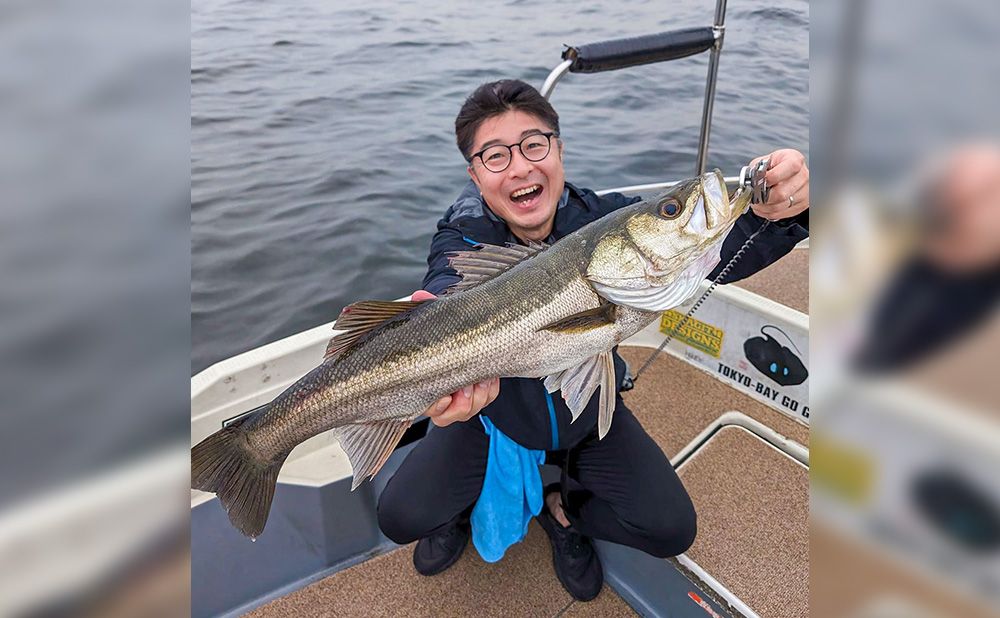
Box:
[562,27,716,74]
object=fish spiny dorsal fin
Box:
[443,240,548,295]
[324,299,429,361]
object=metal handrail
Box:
[539,0,729,177]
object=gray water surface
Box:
[191,0,808,374]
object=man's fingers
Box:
[410,290,437,302]
[487,377,500,403]
[428,379,501,427]
[474,379,498,413]
[431,391,466,427]
[765,156,802,186]
[426,394,452,418]
[452,386,474,417]
[766,173,808,207]
[754,182,809,220]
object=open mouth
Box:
[510,184,542,204]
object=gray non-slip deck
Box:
[734,246,808,315]
[678,426,809,618]
[245,522,636,618]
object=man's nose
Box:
[506,147,534,177]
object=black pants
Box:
[377,404,696,559]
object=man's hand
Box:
[748,149,809,221]
[411,290,502,427]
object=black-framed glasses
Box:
[469,132,558,173]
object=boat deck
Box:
[734,245,808,315]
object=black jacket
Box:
[423,180,809,451]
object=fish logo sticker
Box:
[743,325,807,386]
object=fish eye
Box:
[657,198,683,219]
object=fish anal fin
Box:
[540,303,617,334]
[335,419,412,490]
[543,350,619,430]
[443,241,547,295]
[325,300,430,361]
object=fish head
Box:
[586,170,751,311]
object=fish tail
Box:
[191,416,289,539]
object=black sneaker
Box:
[536,502,603,601]
[412,515,470,576]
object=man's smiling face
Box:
[467,110,566,243]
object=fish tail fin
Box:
[191,418,289,539]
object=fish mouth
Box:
[690,170,749,234]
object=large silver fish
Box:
[192,170,750,537]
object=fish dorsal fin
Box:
[335,419,412,490]
[325,299,428,361]
[443,241,547,295]
[543,349,619,438]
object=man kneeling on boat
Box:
[376,79,809,601]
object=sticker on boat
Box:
[659,310,725,358]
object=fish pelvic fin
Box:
[442,241,547,295]
[326,299,430,361]
[539,302,617,334]
[597,350,616,439]
[543,349,619,436]
[335,419,413,491]
[191,416,289,539]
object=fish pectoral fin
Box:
[443,241,547,295]
[325,299,430,361]
[539,303,617,334]
[544,350,618,432]
[335,419,412,490]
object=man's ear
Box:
[467,166,482,192]
[557,139,564,160]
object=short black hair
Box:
[455,79,560,161]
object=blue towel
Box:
[471,416,545,562]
